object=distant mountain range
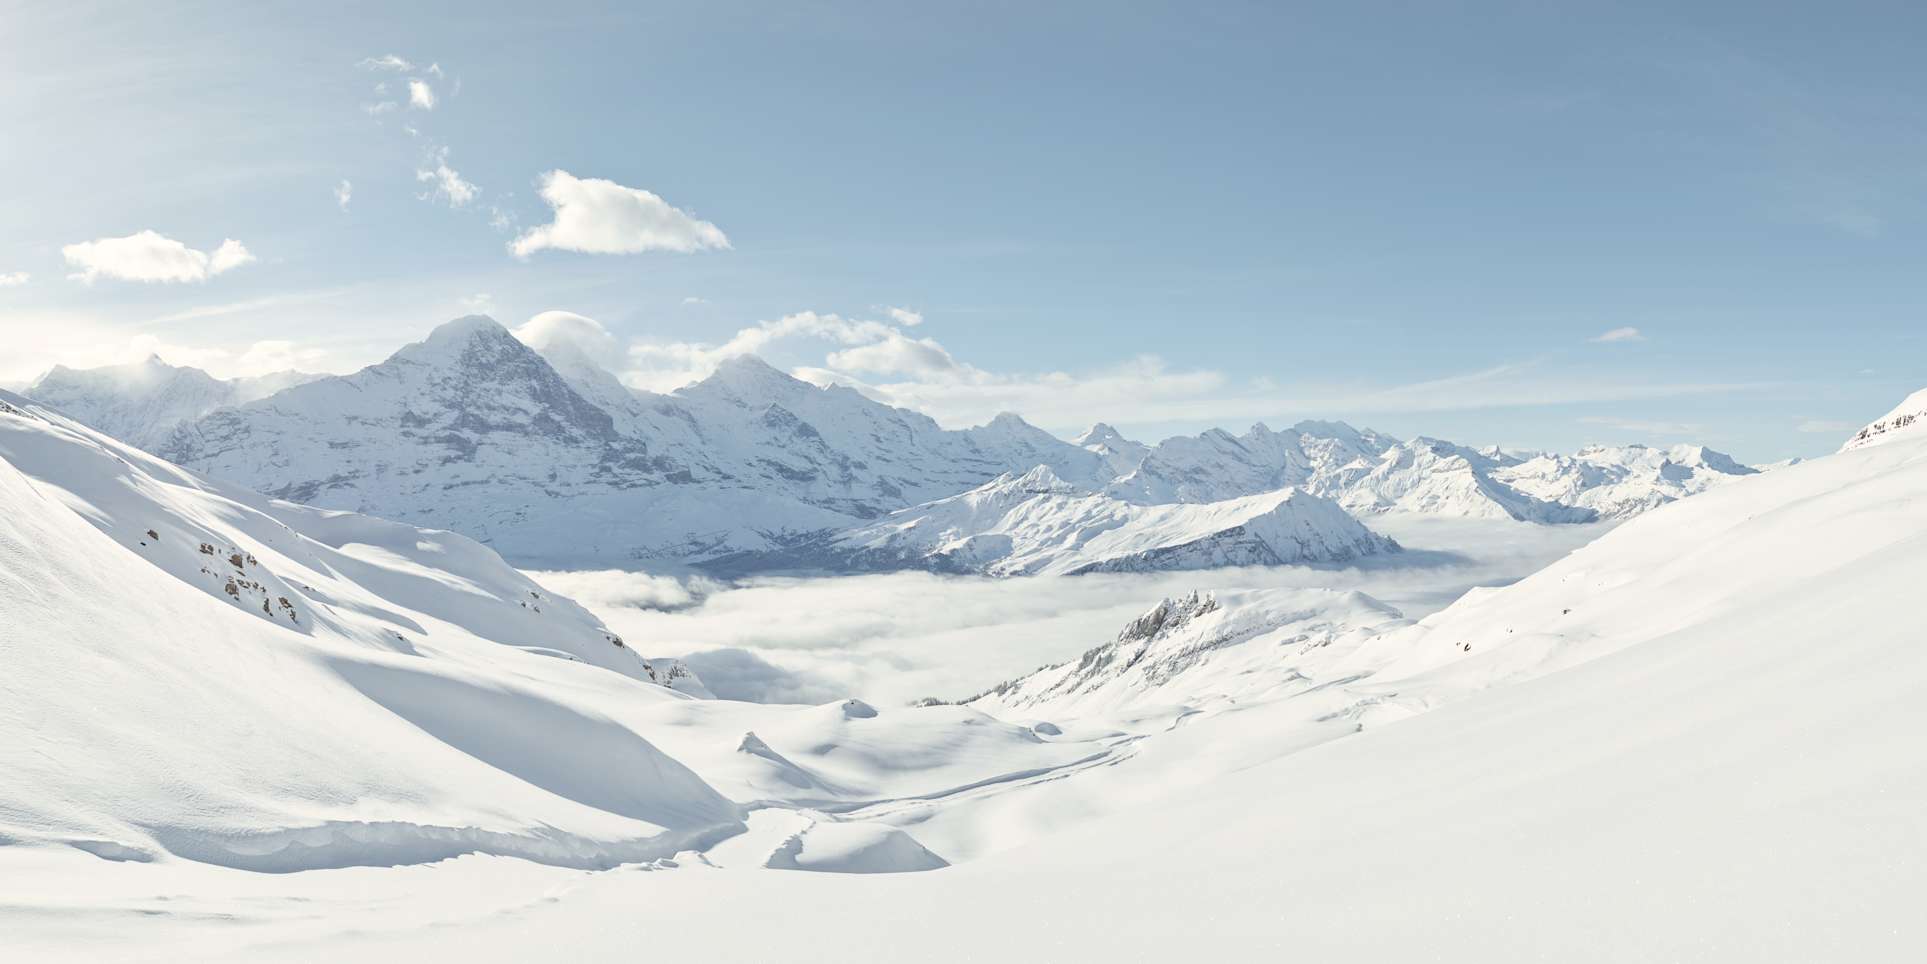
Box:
[19,315,1762,571]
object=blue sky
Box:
[3,0,1923,461]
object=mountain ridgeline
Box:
[25,316,1761,571]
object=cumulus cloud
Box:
[885,306,924,327]
[513,310,621,361]
[0,271,27,287]
[334,179,353,211]
[824,332,960,375]
[1591,326,1645,343]
[62,231,255,284]
[407,78,436,110]
[416,148,478,207]
[510,170,729,258]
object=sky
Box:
[2,0,1924,462]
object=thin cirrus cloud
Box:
[1591,326,1646,343]
[510,170,730,258]
[0,271,28,287]
[62,231,255,284]
[334,180,353,211]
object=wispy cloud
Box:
[0,271,28,288]
[1578,415,1704,437]
[1796,417,1858,434]
[334,179,352,211]
[63,231,255,284]
[1591,326,1645,343]
[884,306,924,327]
[415,148,478,207]
[510,170,729,258]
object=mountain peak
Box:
[1076,422,1127,446]
[389,316,524,367]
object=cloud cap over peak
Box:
[510,170,730,258]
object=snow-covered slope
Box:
[969,588,1409,718]
[0,389,744,870]
[773,465,1399,576]
[153,317,1108,565]
[1842,386,1927,450]
[1105,420,1396,504]
[24,355,319,451]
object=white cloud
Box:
[824,332,959,375]
[207,239,255,275]
[1591,326,1645,343]
[514,310,620,361]
[0,272,28,287]
[885,306,924,327]
[357,54,418,72]
[407,79,436,110]
[459,292,496,312]
[625,310,897,392]
[415,149,478,207]
[334,179,352,211]
[510,170,729,258]
[361,101,398,116]
[62,231,255,284]
[681,296,709,306]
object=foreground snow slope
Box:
[0,391,746,870]
[14,394,1922,961]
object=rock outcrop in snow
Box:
[1842,387,1927,451]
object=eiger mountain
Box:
[22,315,1758,569]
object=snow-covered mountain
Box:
[151,317,1109,566]
[748,465,1399,576]
[23,355,320,451]
[24,316,1756,569]
[1842,386,1927,450]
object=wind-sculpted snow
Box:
[0,390,745,870]
[742,465,1400,575]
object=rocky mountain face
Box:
[24,355,320,451]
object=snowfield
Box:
[4,381,1925,961]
